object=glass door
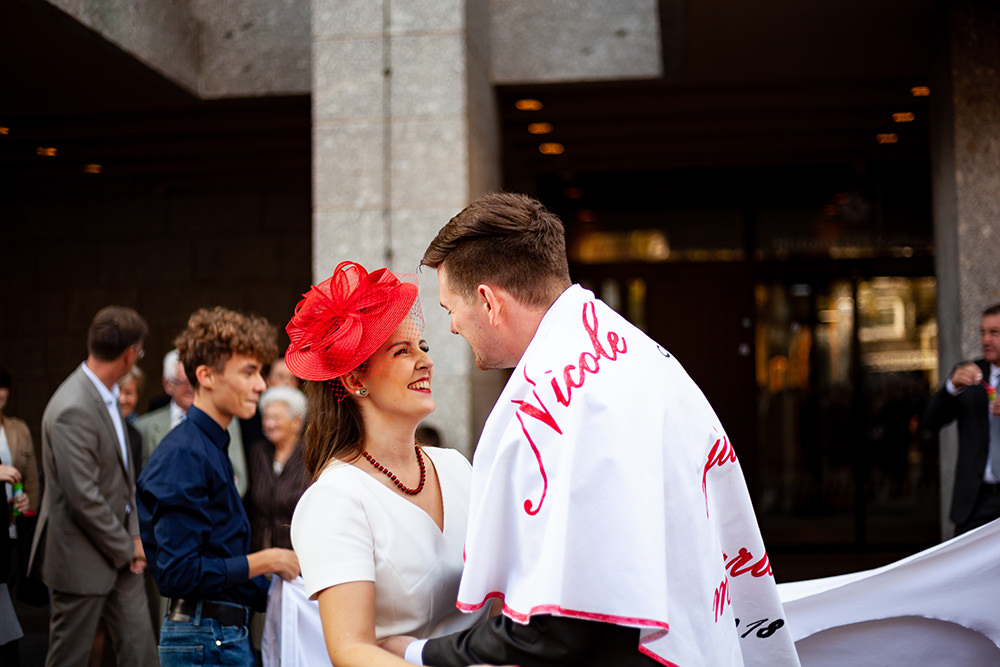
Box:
[754,276,939,578]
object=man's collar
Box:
[185,405,230,449]
[81,362,120,404]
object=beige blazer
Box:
[1,414,40,514]
[28,366,138,595]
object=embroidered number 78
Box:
[734,617,785,639]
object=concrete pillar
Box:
[310,0,500,455]
[930,0,1000,536]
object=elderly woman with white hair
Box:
[245,386,310,551]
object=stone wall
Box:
[43,0,311,98]
[930,0,1000,535]
[490,0,662,83]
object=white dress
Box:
[291,446,485,640]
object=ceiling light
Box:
[876,133,898,144]
[0,127,9,135]
[515,98,543,111]
[910,86,930,97]
[892,112,915,123]
[36,147,58,157]
[564,186,584,199]
[538,142,564,155]
[527,122,553,134]
[83,164,102,174]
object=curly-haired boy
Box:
[137,307,299,666]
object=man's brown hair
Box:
[174,307,278,388]
[421,192,571,308]
[87,306,148,361]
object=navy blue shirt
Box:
[137,405,268,610]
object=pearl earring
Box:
[355,387,368,396]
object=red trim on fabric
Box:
[456,594,670,630]
[638,644,682,667]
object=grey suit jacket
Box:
[137,403,248,496]
[28,365,138,595]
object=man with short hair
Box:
[924,302,1000,534]
[28,306,157,667]
[138,348,249,495]
[395,193,799,666]
[137,306,299,666]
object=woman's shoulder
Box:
[3,415,30,434]
[292,461,372,529]
[3,416,33,448]
[298,460,364,499]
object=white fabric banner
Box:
[778,518,1000,666]
[262,576,331,667]
[456,285,799,666]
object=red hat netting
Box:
[284,261,423,397]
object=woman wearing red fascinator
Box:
[286,261,488,666]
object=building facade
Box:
[2,0,1000,576]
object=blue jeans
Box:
[158,600,254,667]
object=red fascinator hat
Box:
[285,261,419,382]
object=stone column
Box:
[930,0,1000,536]
[311,0,499,455]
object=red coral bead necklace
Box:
[361,444,426,495]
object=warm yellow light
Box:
[83,164,102,174]
[910,86,930,97]
[527,122,553,135]
[893,112,915,123]
[0,127,9,135]
[538,142,564,155]
[876,133,898,144]
[36,147,58,157]
[515,98,543,111]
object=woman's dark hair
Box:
[0,366,10,391]
[302,380,365,480]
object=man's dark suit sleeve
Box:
[923,383,959,433]
[422,614,659,667]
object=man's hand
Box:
[951,362,983,390]
[378,636,516,666]
[130,536,147,574]
[378,635,416,658]
[270,548,300,581]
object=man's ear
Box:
[194,365,214,392]
[479,284,504,327]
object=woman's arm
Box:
[316,581,414,667]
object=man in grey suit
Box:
[28,306,157,667]
[138,349,248,496]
